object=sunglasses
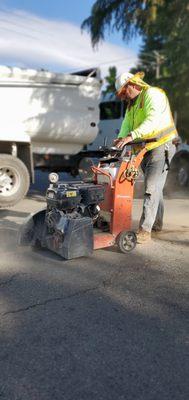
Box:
[117,84,130,97]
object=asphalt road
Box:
[0,172,189,400]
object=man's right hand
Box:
[113,136,132,149]
[113,138,122,146]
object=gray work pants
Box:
[139,142,176,232]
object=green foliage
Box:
[82,0,165,46]
[133,0,189,139]
[102,66,117,97]
[82,0,189,139]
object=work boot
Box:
[137,228,151,244]
[152,224,162,232]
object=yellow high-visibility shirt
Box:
[118,87,177,150]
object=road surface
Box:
[0,173,188,400]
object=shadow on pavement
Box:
[0,209,30,218]
[27,192,46,203]
[0,218,188,400]
[151,228,189,247]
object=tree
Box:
[82,0,189,139]
[132,0,189,139]
[102,66,117,97]
[82,0,165,46]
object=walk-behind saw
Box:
[19,141,155,259]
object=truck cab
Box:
[89,94,126,149]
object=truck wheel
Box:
[177,159,189,187]
[0,154,30,208]
[166,157,189,193]
[117,231,137,253]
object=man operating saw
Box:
[114,71,178,243]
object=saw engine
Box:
[46,180,104,221]
[20,177,105,259]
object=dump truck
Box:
[0,66,101,207]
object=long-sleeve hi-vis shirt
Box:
[118,86,178,151]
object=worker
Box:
[114,71,178,243]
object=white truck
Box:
[0,66,101,207]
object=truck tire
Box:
[166,156,189,193]
[0,154,30,208]
[177,158,189,187]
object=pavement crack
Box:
[0,273,27,288]
[1,267,124,317]
[1,285,100,317]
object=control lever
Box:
[103,136,108,147]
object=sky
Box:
[0,0,141,78]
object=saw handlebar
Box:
[114,137,157,149]
[100,138,157,157]
[100,138,157,152]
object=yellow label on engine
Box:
[66,191,77,197]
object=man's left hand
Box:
[115,135,132,149]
